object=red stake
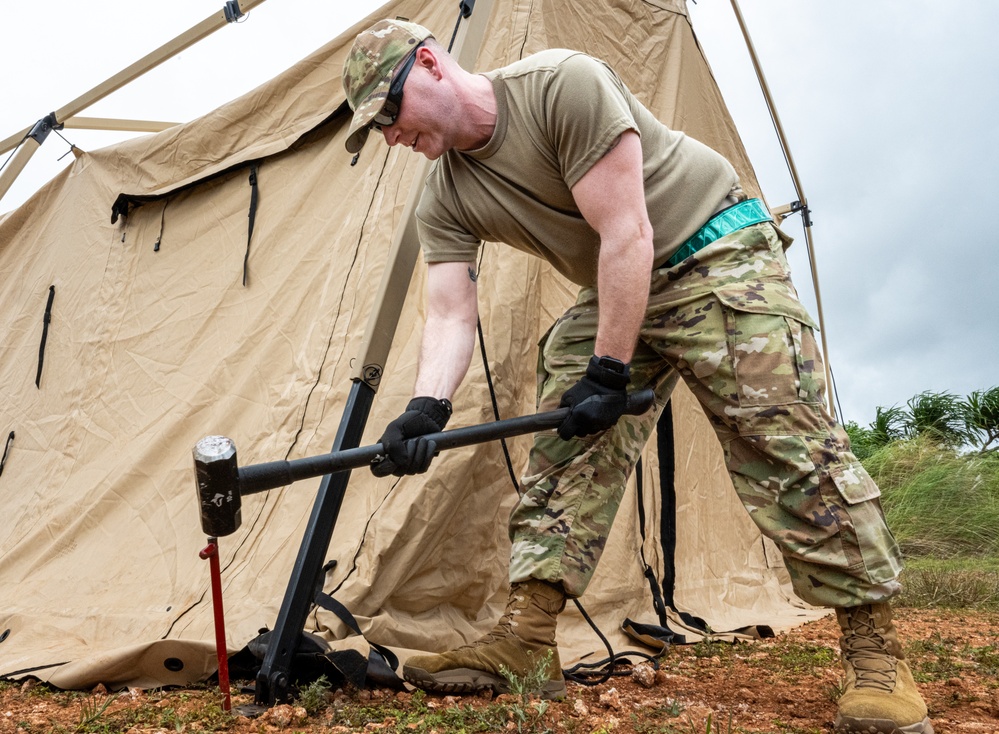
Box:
[199,538,231,711]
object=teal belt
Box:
[664,198,772,268]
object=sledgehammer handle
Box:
[238,388,656,496]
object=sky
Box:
[1,0,996,427]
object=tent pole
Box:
[0,124,51,204]
[253,0,496,707]
[62,117,180,134]
[728,0,837,417]
[0,0,267,205]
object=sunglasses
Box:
[371,42,425,130]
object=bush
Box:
[865,435,999,559]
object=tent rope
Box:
[0,137,26,175]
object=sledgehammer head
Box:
[193,436,242,537]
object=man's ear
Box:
[416,45,444,80]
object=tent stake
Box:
[199,538,232,712]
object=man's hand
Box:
[371,397,453,477]
[557,356,630,440]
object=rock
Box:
[572,698,589,716]
[262,703,307,728]
[599,687,622,710]
[631,663,656,689]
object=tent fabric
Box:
[0,0,823,690]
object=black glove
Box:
[557,355,631,440]
[371,397,452,477]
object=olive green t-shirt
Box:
[415,49,739,287]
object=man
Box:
[341,19,932,734]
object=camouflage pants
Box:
[508,222,903,608]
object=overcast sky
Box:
[2,1,995,427]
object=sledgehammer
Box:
[192,389,656,539]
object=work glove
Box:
[557,355,631,441]
[371,396,452,477]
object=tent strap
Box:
[242,162,260,286]
[35,285,55,389]
[0,431,13,478]
[313,591,403,688]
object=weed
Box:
[824,676,847,703]
[76,692,117,731]
[296,674,332,715]
[906,633,999,686]
[771,722,824,734]
[633,699,686,733]
[769,640,836,677]
[499,649,555,734]
[690,639,734,662]
[326,696,506,732]
[410,687,427,712]
[898,563,999,610]
[685,711,735,733]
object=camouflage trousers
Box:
[508,222,903,609]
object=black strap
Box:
[313,591,400,674]
[634,456,674,630]
[656,402,678,608]
[0,431,13,478]
[35,285,55,388]
[242,163,259,286]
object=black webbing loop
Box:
[314,591,400,673]
[35,285,55,388]
[0,431,13,478]
[242,163,259,286]
[633,457,672,628]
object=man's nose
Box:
[382,126,401,146]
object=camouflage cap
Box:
[342,19,435,154]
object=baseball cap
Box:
[342,19,435,154]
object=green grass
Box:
[866,436,999,559]
[897,558,999,609]
[326,698,510,732]
[857,436,999,609]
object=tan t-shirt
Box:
[416,49,739,287]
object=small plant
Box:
[76,692,117,731]
[296,673,332,715]
[685,711,734,733]
[824,676,847,702]
[499,650,555,734]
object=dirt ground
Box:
[2,607,997,733]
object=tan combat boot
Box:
[835,603,933,733]
[403,578,567,699]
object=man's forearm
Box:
[594,234,653,362]
[412,314,477,400]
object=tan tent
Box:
[0,0,823,695]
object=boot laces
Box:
[843,607,898,693]
[457,593,525,650]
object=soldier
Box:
[342,19,932,734]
